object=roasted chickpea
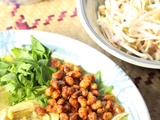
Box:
[48,98,56,106]
[74,79,80,85]
[45,105,52,113]
[69,97,78,106]
[67,71,81,78]
[73,65,82,73]
[63,103,71,113]
[71,104,79,113]
[69,113,79,120]
[83,74,95,82]
[71,91,82,98]
[72,85,80,91]
[58,80,66,88]
[97,108,105,114]
[80,88,88,97]
[50,58,62,68]
[45,86,54,96]
[103,112,112,120]
[60,113,69,120]
[113,105,123,114]
[62,86,69,99]
[91,100,103,110]
[78,107,88,119]
[63,65,71,74]
[88,112,97,120]
[50,80,59,89]
[92,90,100,97]
[90,83,98,90]
[86,106,92,114]
[34,106,46,116]
[52,70,64,80]
[78,96,87,107]
[57,98,65,105]
[64,76,74,86]
[106,100,113,110]
[102,94,115,101]
[87,92,97,105]
[52,105,64,113]
[80,79,91,89]
[67,87,75,95]
[52,90,61,99]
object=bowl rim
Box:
[76,0,160,69]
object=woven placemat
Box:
[0,0,160,119]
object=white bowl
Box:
[76,0,160,69]
[0,30,151,120]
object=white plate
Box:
[0,30,151,120]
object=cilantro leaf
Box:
[0,35,55,106]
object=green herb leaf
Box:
[95,71,114,96]
[12,48,33,60]
[0,35,54,106]
[30,35,51,61]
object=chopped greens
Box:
[0,36,56,106]
[95,71,113,96]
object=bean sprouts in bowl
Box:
[76,0,160,69]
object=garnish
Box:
[0,35,56,106]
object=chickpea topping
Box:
[64,76,74,86]
[78,107,88,119]
[45,86,54,96]
[88,112,97,120]
[63,103,71,113]
[62,86,70,99]
[62,65,71,74]
[83,74,95,82]
[60,113,69,120]
[48,98,56,106]
[102,94,115,101]
[73,65,82,73]
[72,85,80,91]
[90,83,98,90]
[71,104,79,113]
[87,92,97,105]
[92,90,100,97]
[106,100,113,110]
[97,107,105,114]
[52,70,64,80]
[35,57,125,120]
[78,96,87,107]
[52,104,64,113]
[34,106,45,116]
[103,112,113,120]
[71,91,82,98]
[86,106,92,114]
[69,97,78,106]
[57,98,65,105]
[80,88,88,97]
[67,71,81,78]
[91,100,103,110]
[52,90,61,99]
[45,105,52,113]
[69,113,79,120]
[50,80,59,89]
[113,105,124,114]
[50,58,62,68]
[67,87,75,95]
[80,79,91,89]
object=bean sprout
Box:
[97,0,160,60]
